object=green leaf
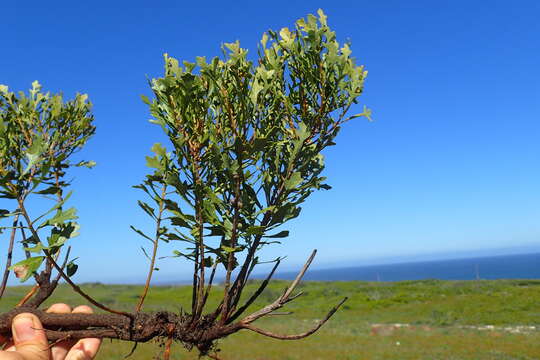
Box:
[285,172,303,190]
[66,261,78,277]
[22,134,47,176]
[145,156,161,169]
[264,230,289,238]
[221,246,237,253]
[34,186,61,195]
[24,243,44,253]
[33,191,73,225]
[317,9,328,25]
[246,225,266,236]
[39,208,78,228]
[151,143,167,157]
[140,94,151,105]
[47,222,79,247]
[170,216,191,229]
[130,225,153,242]
[203,256,213,268]
[138,200,156,219]
[10,256,44,282]
[75,160,97,168]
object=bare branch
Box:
[241,297,347,340]
[16,285,39,307]
[280,249,316,301]
[224,212,273,315]
[267,312,293,316]
[241,250,316,325]
[227,259,280,324]
[0,213,19,298]
[53,246,71,283]
[200,260,218,313]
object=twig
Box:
[280,250,316,301]
[223,211,273,317]
[53,246,71,283]
[242,296,346,340]
[0,213,19,298]
[200,261,218,313]
[16,285,39,307]
[241,250,316,325]
[19,224,40,284]
[241,297,347,340]
[227,259,280,324]
[136,184,167,312]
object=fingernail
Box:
[12,315,36,342]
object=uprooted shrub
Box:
[0,9,370,359]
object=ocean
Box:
[271,252,540,282]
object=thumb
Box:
[11,313,50,360]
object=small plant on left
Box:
[0,81,96,307]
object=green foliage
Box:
[0,81,95,281]
[137,9,370,274]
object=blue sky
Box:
[1,1,539,283]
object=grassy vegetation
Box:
[2,279,539,359]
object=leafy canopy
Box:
[137,9,370,276]
[0,81,94,281]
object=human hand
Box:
[0,303,101,360]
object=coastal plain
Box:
[1,279,538,359]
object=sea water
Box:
[274,252,540,281]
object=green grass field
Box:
[1,279,539,359]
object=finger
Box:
[0,349,24,359]
[10,313,50,360]
[65,306,100,360]
[46,304,72,314]
[47,304,75,360]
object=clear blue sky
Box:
[1,1,539,283]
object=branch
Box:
[241,250,316,325]
[53,246,71,283]
[0,308,236,350]
[223,211,273,317]
[24,247,70,309]
[226,258,280,324]
[0,213,19,298]
[0,309,175,342]
[220,173,242,323]
[241,297,347,340]
[43,249,132,318]
[19,222,58,309]
[16,285,39,307]
[200,261,218,313]
[136,184,167,312]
